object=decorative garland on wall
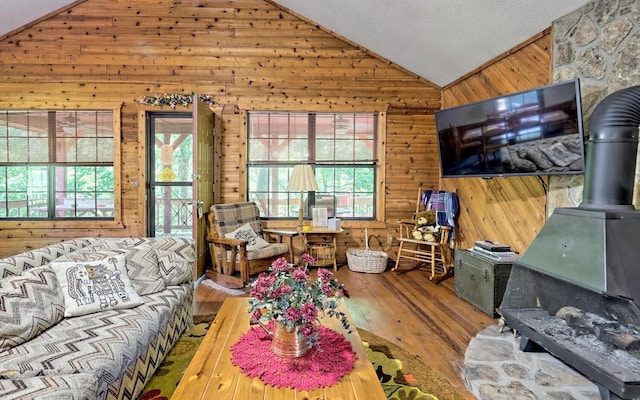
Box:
[139,93,216,108]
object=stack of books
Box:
[470,240,519,262]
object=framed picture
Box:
[312,207,328,227]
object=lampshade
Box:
[286,165,319,192]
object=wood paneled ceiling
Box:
[0,0,589,87]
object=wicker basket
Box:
[347,228,388,273]
[308,242,335,266]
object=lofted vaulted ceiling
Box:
[0,0,589,87]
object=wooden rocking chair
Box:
[392,188,458,282]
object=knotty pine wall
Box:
[440,32,552,253]
[0,0,442,259]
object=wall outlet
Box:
[128,179,139,187]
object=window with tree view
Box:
[0,110,116,220]
[247,112,377,220]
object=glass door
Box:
[146,112,193,238]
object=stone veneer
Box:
[464,325,601,400]
[548,0,640,212]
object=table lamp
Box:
[286,165,319,230]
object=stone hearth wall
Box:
[549,0,640,212]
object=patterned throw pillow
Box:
[0,267,65,352]
[224,223,270,251]
[118,246,166,295]
[137,237,197,263]
[157,250,193,286]
[54,244,166,296]
[50,256,144,317]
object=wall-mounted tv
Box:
[435,79,585,178]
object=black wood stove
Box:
[500,85,640,400]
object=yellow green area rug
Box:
[139,323,465,400]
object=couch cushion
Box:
[0,238,96,279]
[50,255,144,317]
[0,267,65,353]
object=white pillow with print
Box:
[50,255,144,317]
[224,223,270,251]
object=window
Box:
[0,110,117,220]
[247,112,378,220]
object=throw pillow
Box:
[134,238,197,263]
[157,250,193,286]
[118,246,166,295]
[54,244,166,296]
[0,267,65,352]
[50,255,144,317]
[224,223,270,251]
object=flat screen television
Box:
[435,79,585,178]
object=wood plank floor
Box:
[194,265,496,400]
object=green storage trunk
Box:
[454,249,513,317]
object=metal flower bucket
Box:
[263,321,312,358]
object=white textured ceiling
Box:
[0,0,589,87]
[272,0,589,86]
[0,0,75,37]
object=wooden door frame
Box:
[137,101,221,278]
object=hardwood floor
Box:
[194,264,496,400]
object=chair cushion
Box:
[246,243,289,260]
[222,242,288,262]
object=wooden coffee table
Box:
[171,297,386,399]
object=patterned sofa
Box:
[0,237,196,400]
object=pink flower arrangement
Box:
[248,254,350,347]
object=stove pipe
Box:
[512,85,640,302]
[580,85,640,210]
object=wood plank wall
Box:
[0,0,442,259]
[440,32,552,253]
